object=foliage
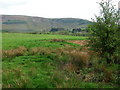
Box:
[72,28,82,33]
[88,0,120,64]
[50,28,65,32]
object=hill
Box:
[2,15,91,33]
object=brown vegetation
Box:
[3,46,27,58]
[29,47,52,55]
[50,39,65,42]
[68,40,89,46]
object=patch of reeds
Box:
[70,51,90,67]
[3,46,27,58]
[29,47,52,55]
[50,39,65,42]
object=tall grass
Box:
[3,46,27,59]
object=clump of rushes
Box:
[3,46,27,58]
[50,39,65,42]
[64,63,78,72]
[69,51,90,68]
[29,47,52,55]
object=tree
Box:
[88,0,120,64]
[50,28,64,32]
[72,28,82,33]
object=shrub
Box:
[88,0,120,64]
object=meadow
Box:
[2,33,119,88]
[2,33,86,50]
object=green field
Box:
[2,33,87,50]
[2,33,118,88]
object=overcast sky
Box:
[0,0,119,21]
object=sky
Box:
[0,0,119,21]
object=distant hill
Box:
[2,15,91,33]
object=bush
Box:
[88,0,120,64]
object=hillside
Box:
[2,15,91,33]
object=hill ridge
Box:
[2,15,91,33]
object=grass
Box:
[3,55,55,88]
[2,33,119,88]
[2,33,87,50]
[2,54,115,88]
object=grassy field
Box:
[2,33,119,88]
[2,33,87,50]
